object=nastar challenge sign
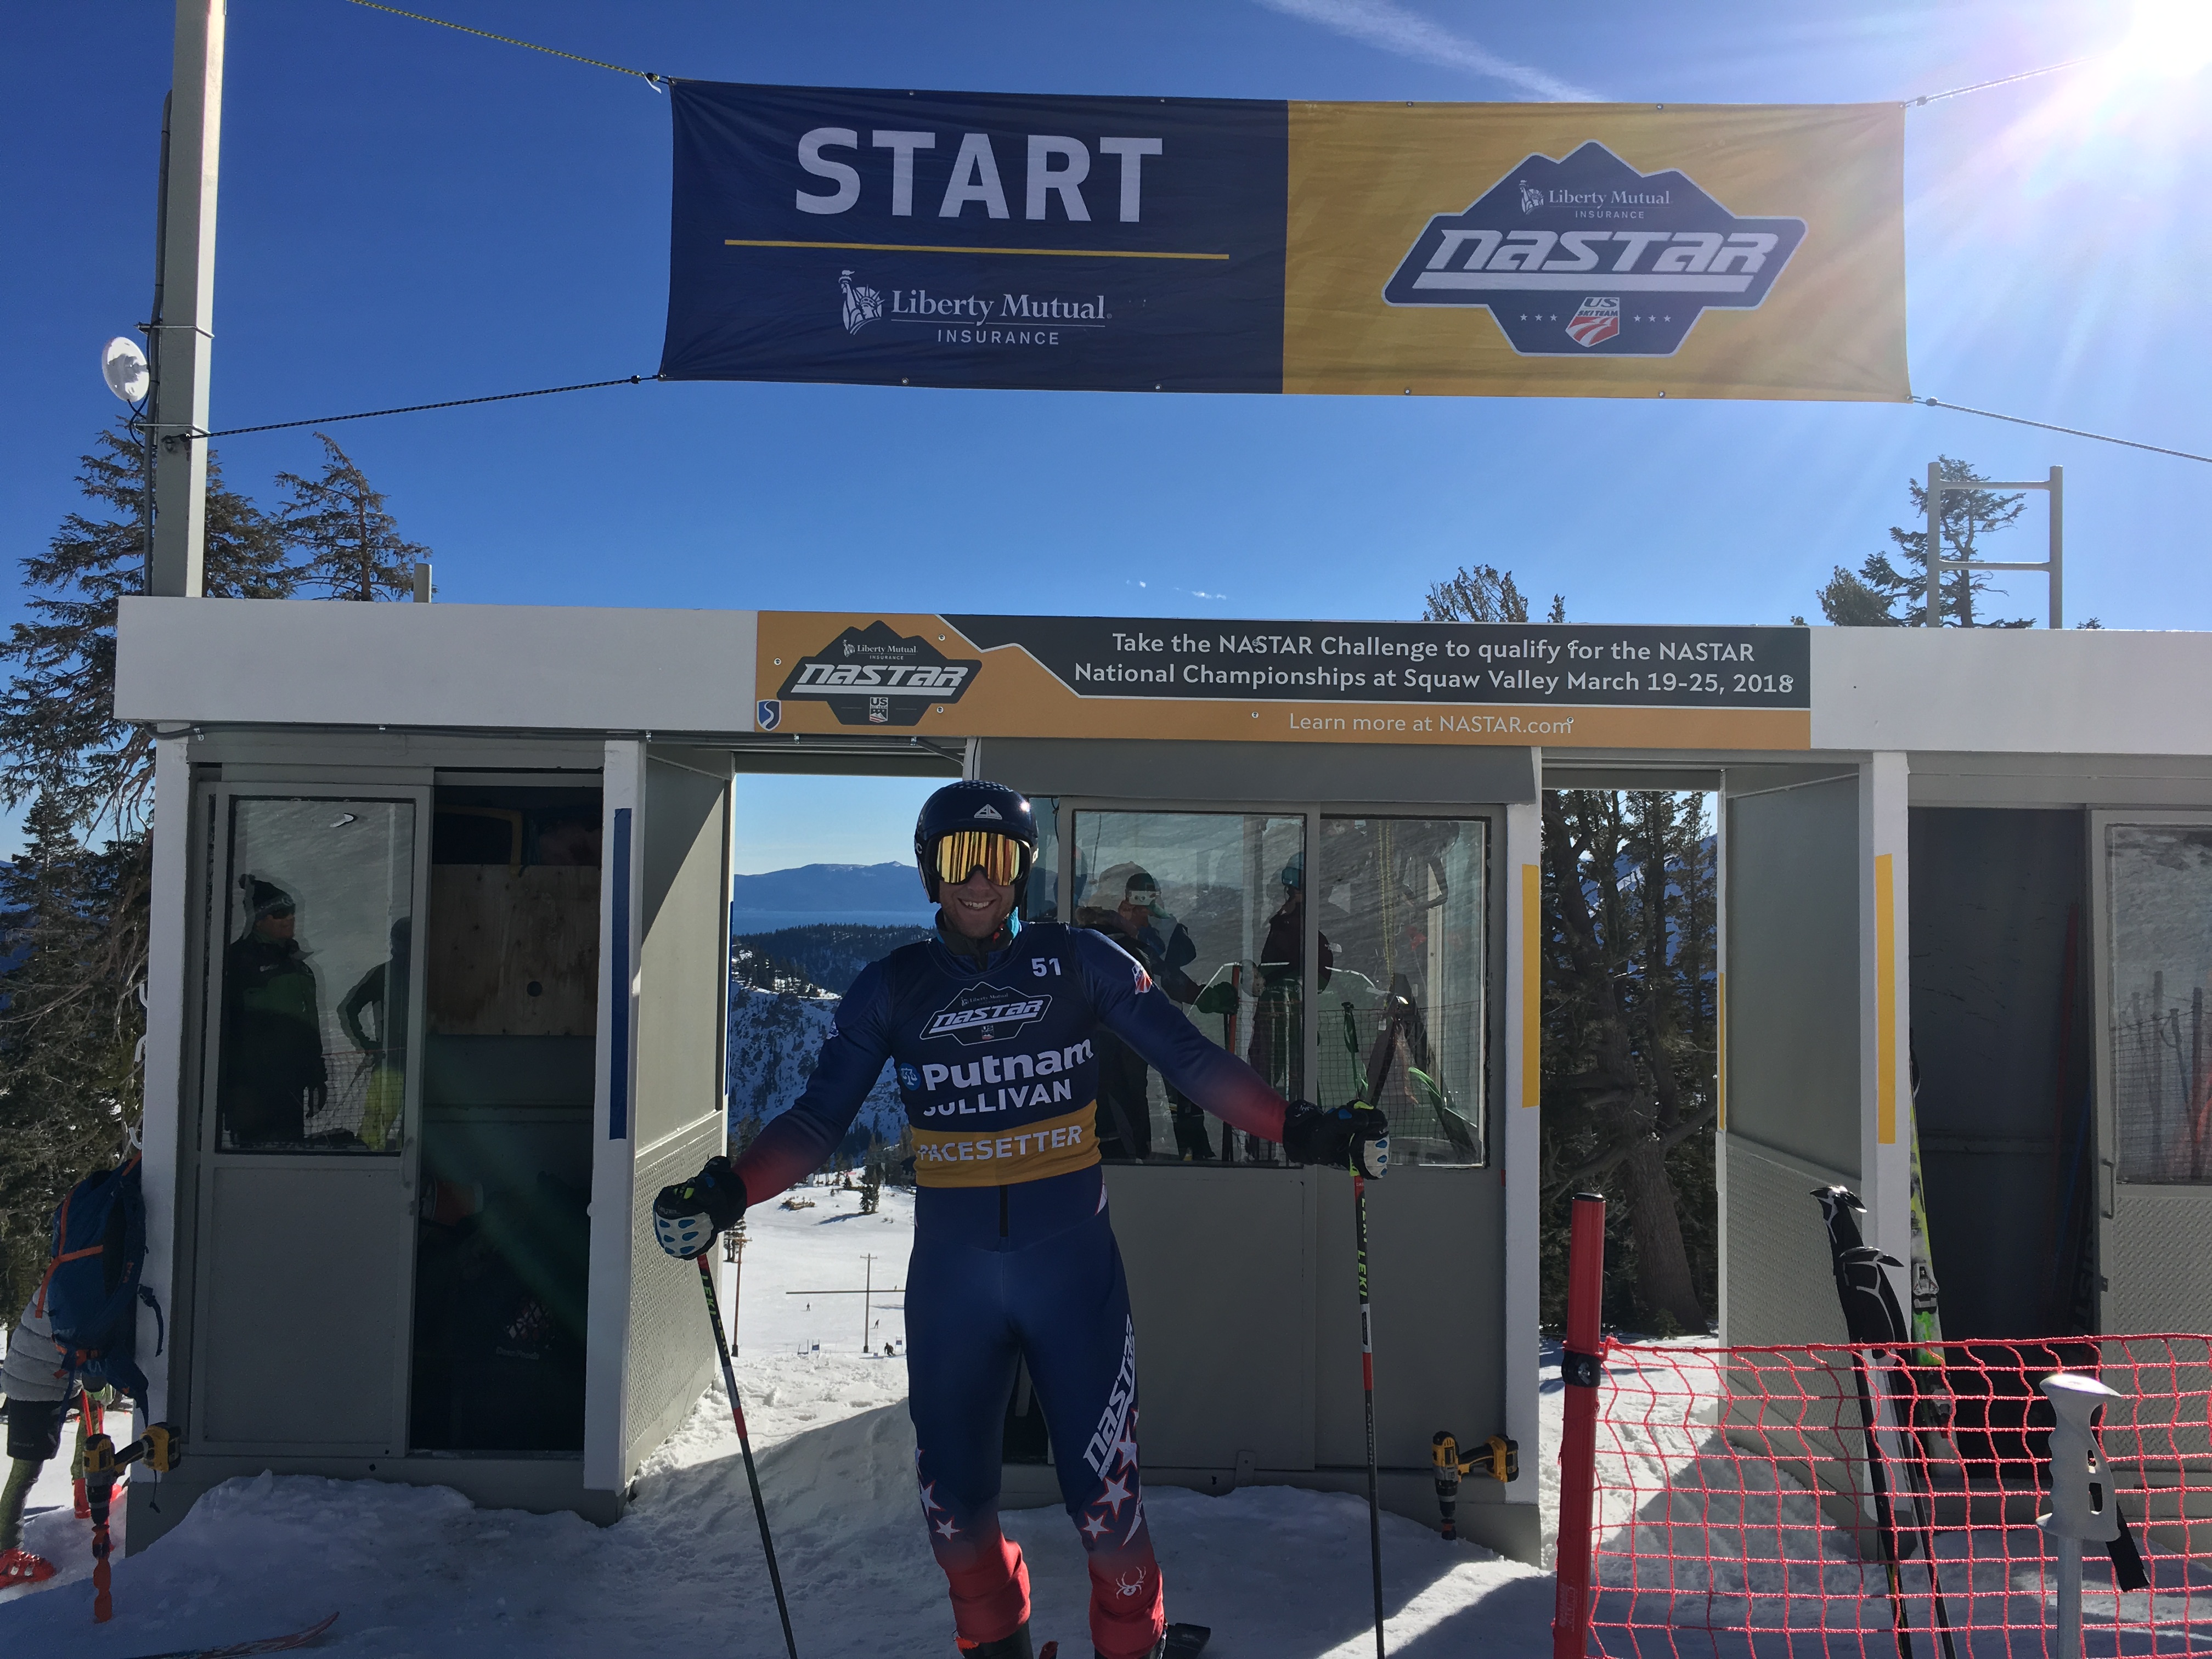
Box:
[664,86,1905,402]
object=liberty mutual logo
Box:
[1518,180,1544,216]
[839,269,884,335]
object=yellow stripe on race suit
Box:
[910,1102,1100,1189]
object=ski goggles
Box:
[931,830,1028,887]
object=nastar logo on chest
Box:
[922,981,1052,1047]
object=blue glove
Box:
[652,1154,747,1259]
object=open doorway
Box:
[408,782,602,1453]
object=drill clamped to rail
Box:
[1430,1428,1518,1539]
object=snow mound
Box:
[0,1359,1549,1658]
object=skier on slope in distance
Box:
[654,780,1386,1659]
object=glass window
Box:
[1316,817,1487,1166]
[2106,823,2212,1184]
[1024,796,1062,923]
[216,798,416,1154]
[1071,810,1305,1163]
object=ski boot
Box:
[1151,1626,1211,1659]
[959,1624,1036,1659]
[0,1546,58,1584]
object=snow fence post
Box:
[2039,1372,2125,1659]
[1553,1192,1606,1659]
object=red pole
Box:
[1553,1192,1607,1659]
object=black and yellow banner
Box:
[754,613,1814,751]
[666,84,1905,403]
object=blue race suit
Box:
[734,917,1289,1657]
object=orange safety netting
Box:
[1575,1335,2212,1658]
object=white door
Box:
[190,787,431,1454]
[2091,811,2212,1334]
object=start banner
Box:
[753,613,1813,750]
[663,83,1906,403]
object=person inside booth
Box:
[218,877,329,1149]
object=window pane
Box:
[1316,817,1487,1166]
[2106,823,2212,1184]
[1024,796,1062,923]
[217,798,416,1154]
[1071,810,1305,1163]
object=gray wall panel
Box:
[1722,1138,1852,1348]
[636,756,731,1147]
[1106,1165,1316,1473]
[624,1120,721,1478]
[1726,775,1860,1176]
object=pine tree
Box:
[278,433,430,601]
[1818,456,2033,628]
[1421,565,1715,1329]
[0,797,143,1312]
[1539,789,1718,1333]
[0,422,293,828]
[1424,563,1566,625]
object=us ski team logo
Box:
[1566,296,1620,348]
[839,269,884,335]
[1382,141,1807,357]
[922,983,1052,1047]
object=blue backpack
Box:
[33,1154,163,1403]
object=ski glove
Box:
[1281,1100,1389,1177]
[652,1154,748,1259]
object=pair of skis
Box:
[1815,1186,1956,1659]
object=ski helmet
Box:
[915,780,1038,902]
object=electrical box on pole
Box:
[1922,461,2064,629]
[149,0,225,599]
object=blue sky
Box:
[5,1,2208,867]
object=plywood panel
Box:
[427,865,600,1036]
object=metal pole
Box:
[2048,465,2064,629]
[861,1252,872,1352]
[1925,461,1942,627]
[149,0,224,598]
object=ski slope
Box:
[0,1173,1551,1657]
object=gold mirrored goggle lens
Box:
[933,830,1025,886]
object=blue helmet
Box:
[914,780,1039,901]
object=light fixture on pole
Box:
[103,337,151,404]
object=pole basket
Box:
[1555,1331,2212,1657]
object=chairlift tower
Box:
[1923,461,2063,628]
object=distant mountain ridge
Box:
[731,861,926,913]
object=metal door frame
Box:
[187,780,434,1455]
[2087,808,2212,1334]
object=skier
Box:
[1,1296,76,1584]
[654,781,1386,1659]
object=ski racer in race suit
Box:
[656,781,1386,1659]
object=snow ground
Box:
[0,1175,1551,1657]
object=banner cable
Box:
[1920,397,2210,466]
[172,375,661,444]
[337,0,670,90]
[1904,57,2094,108]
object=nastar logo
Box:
[776,620,983,727]
[922,982,1052,1047]
[838,269,884,336]
[1382,141,1807,357]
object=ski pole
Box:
[693,1252,800,1659]
[1352,996,1408,1659]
